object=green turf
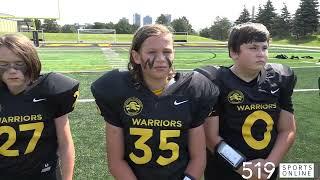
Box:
[36,46,319,179]
[284,91,320,162]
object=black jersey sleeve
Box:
[44,73,80,118]
[189,71,219,128]
[194,65,221,116]
[272,64,297,113]
[91,70,124,127]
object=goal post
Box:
[173,32,188,42]
[77,29,116,43]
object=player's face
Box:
[0,46,29,94]
[231,41,268,72]
[133,33,174,80]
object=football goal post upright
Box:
[77,29,116,43]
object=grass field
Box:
[36,46,320,179]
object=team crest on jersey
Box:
[123,97,143,116]
[227,90,244,104]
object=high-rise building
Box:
[133,13,141,27]
[143,15,152,25]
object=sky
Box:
[0,0,302,31]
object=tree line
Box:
[32,0,318,40]
[200,0,319,40]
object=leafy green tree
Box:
[210,17,232,40]
[115,18,132,34]
[199,27,211,38]
[292,0,319,38]
[156,14,170,25]
[235,6,251,25]
[92,22,106,29]
[34,19,41,30]
[61,24,77,33]
[41,19,60,33]
[105,22,115,29]
[171,16,193,33]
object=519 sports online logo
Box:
[241,162,318,179]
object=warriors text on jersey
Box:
[0,73,79,178]
[91,70,219,180]
[195,63,296,179]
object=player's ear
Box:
[131,50,141,64]
[230,50,239,60]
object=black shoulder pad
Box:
[193,65,219,81]
[91,69,129,100]
[267,63,294,77]
[37,72,79,96]
[266,63,297,113]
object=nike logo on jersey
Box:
[174,100,188,105]
[33,98,47,102]
[271,88,280,94]
[41,163,51,173]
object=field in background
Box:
[35,46,320,179]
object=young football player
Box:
[91,24,219,180]
[0,34,79,180]
[195,23,297,180]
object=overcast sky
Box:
[0,0,302,30]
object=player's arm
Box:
[185,124,206,180]
[204,116,222,153]
[266,65,297,167]
[55,114,75,180]
[266,110,296,166]
[106,122,137,180]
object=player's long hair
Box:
[0,34,41,81]
[228,23,270,57]
[128,24,175,86]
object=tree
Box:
[115,18,133,34]
[235,6,251,25]
[199,27,211,38]
[156,14,170,25]
[61,24,77,33]
[199,17,232,40]
[272,3,292,38]
[42,19,60,33]
[171,16,193,33]
[292,0,319,38]
[255,0,277,31]
[92,22,106,29]
[34,19,41,30]
[105,22,115,29]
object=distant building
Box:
[164,14,171,23]
[143,15,152,25]
[133,13,141,27]
[0,13,18,32]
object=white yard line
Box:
[101,48,127,70]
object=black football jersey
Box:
[196,63,296,180]
[91,70,219,180]
[0,72,79,177]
